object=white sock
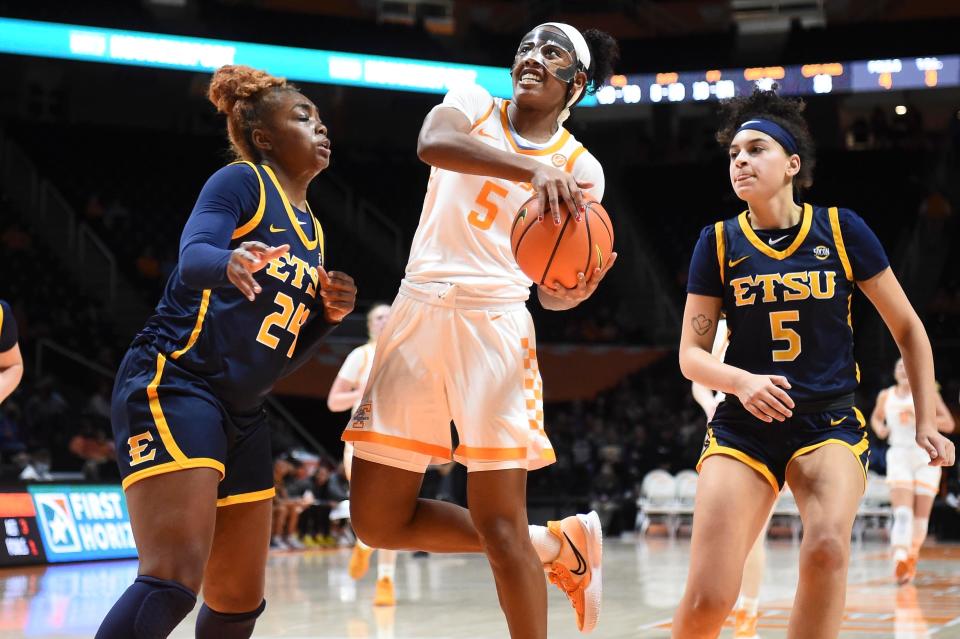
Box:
[378,549,397,581]
[738,596,759,617]
[356,539,372,551]
[529,525,562,564]
[912,517,929,555]
[891,506,913,552]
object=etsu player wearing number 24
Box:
[96,65,356,639]
[344,23,618,639]
[673,88,955,639]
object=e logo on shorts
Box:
[128,432,156,466]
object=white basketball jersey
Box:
[404,84,606,301]
[884,386,917,448]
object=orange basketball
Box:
[510,197,614,289]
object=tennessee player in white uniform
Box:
[327,303,398,606]
[870,358,955,584]
[344,23,620,637]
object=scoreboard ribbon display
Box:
[0,491,45,566]
[0,17,956,105]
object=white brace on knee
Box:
[891,506,913,550]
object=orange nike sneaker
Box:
[348,543,374,580]
[895,556,913,585]
[546,511,603,633]
[373,576,396,607]
[733,608,760,638]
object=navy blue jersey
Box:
[0,300,17,352]
[135,162,332,413]
[687,203,889,403]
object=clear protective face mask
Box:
[512,28,580,83]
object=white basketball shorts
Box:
[886,445,941,497]
[342,280,555,473]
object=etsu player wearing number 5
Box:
[344,24,618,638]
[672,88,955,639]
[96,65,356,639]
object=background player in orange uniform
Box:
[870,358,954,584]
[327,303,399,606]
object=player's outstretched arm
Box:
[0,343,23,404]
[859,267,955,466]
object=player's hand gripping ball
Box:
[510,196,614,289]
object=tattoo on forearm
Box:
[691,314,713,336]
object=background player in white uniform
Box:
[327,303,398,606]
[691,317,768,639]
[870,358,955,584]
[343,23,619,637]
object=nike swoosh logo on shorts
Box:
[563,531,588,576]
[831,416,847,426]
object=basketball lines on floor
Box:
[638,563,960,636]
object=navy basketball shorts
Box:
[111,344,274,506]
[697,401,870,495]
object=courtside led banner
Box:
[27,485,137,563]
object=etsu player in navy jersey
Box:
[671,88,955,639]
[96,65,356,639]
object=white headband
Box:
[539,22,590,125]
[543,22,591,72]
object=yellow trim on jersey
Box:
[698,430,779,495]
[122,458,225,491]
[304,201,325,260]
[787,434,869,492]
[738,202,812,260]
[499,100,571,156]
[714,221,726,284]
[828,206,854,281]
[0,302,4,341]
[231,161,267,240]
[261,164,321,252]
[148,353,190,462]
[564,145,586,174]
[470,101,496,131]
[216,488,276,507]
[170,289,211,360]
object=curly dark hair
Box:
[208,64,301,163]
[581,29,620,96]
[716,86,816,190]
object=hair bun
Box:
[208,64,287,114]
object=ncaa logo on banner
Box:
[33,493,83,554]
